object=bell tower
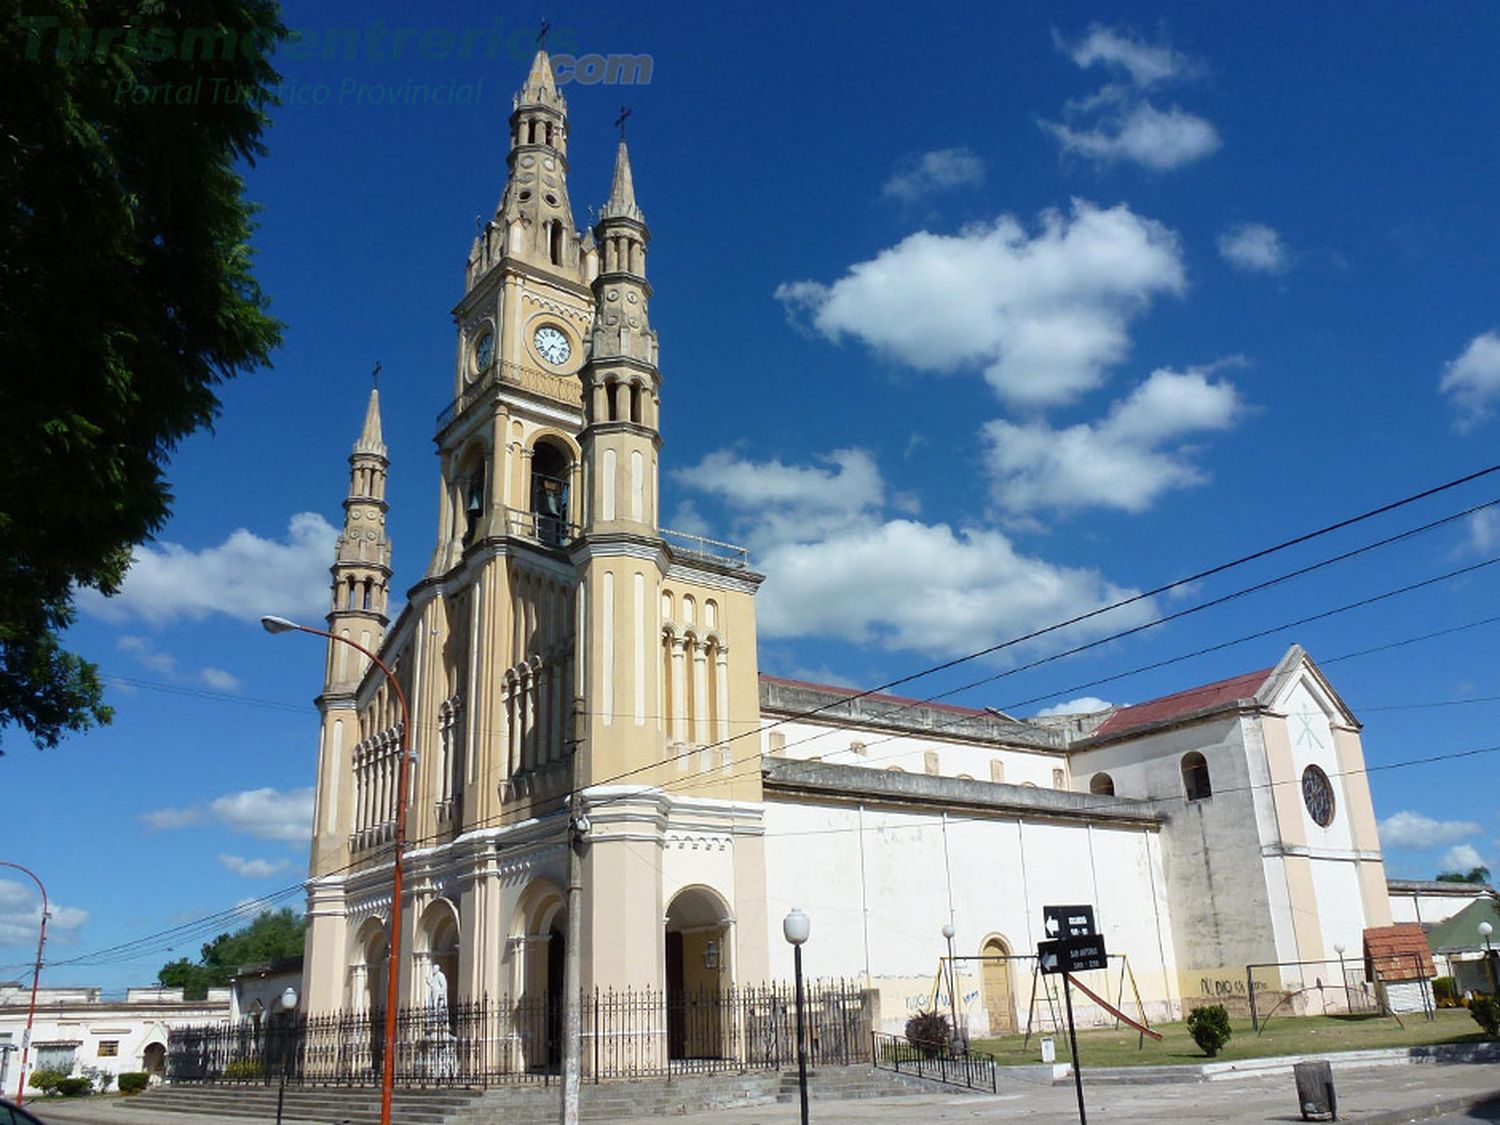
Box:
[324,387,391,695]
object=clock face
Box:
[1301,765,1336,828]
[533,325,571,366]
[473,332,495,373]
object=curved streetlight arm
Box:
[260,616,410,1125]
[0,860,48,1106]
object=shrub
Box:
[1471,996,1500,1038]
[1187,1003,1233,1057]
[118,1072,150,1095]
[1434,976,1459,1007]
[903,1009,952,1058]
[55,1076,95,1097]
[28,1068,68,1095]
[224,1058,263,1080]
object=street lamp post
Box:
[783,908,811,1125]
[1481,921,1497,995]
[274,986,298,1125]
[0,861,48,1106]
[942,923,961,1052]
[261,614,411,1125]
[1333,943,1351,1013]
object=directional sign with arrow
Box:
[1043,904,1096,939]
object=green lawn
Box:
[966,1008,1488,1068]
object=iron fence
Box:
[168,981,867,1088]
[870,1032,997,1092]
[1246,953,1434,1030]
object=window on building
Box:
[767,732,786,757]
[35,1043,77,1073]
[989,759,1006,783]
[924,750,940,775]
[1089,772,1115,796]
[97,1041,119,1058]
[1182,752,1212,801]
[1051,768,1066,789]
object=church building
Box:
[297,51,1395,1041]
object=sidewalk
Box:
[29,1061,1500,1125]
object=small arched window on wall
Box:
[1181,752,1212,801]
[531,440,571,546]
[462,463,485,545]
[1090,772,1115,796]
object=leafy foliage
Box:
[1471,996,1500,1038]
[1436,867,1491,884]
[903,1009,953,1057]
[28,1067,68,1093]
[1186,1003,1233,1057]
[158,908,305,999]
[1434,976,1459,1008]
[55,1076,95,1096]
[117,1071,150,1094]
[0,0,286,751]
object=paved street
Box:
[21,1061,1500,1125]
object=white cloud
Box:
[1378,810,1482,849]
[140,786,315,845]
[116,635,244,692]
[882,147,985,202]
[775,201,1184,408]
[79,512,338,626]
[1438,843,1489,873]
[675,449,1153,657]
[1060,25,1193,87]
[984,363,1244,513]
[1035,696,1115,717]
[1046,101,1221,170]
[1440,331,1500,429]
[1468,508,1500,555]
[0,880,88,948]
[1218,223,1287,273]
[199,667,243,691]
[218,854,291,879]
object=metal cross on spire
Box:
[537,18,550,48]
[372,361,382,389]
[614,105,633,139]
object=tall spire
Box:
[516,48,564,111]
[600,140,643,223]
[354,387,385,456]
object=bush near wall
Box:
[904,1010,953,1057]
[1434,976,1459,1007]
[28,1068,68,1094]
[55,1076,94,1096]
[1470,996,1500,1038]
[118,1072,150,1095]
[1187,1004,1233,1057]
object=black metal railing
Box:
[168,981,867,1088]
[871,1032,998,1092]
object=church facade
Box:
[299,51,1394,1037]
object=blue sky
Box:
[6,1,1500,991]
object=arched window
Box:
[630,382,642,423]
[1182,752,1212,801]
[463,463,485,545]
[531,440,571,546]
[549,221,563,266]
[1089,772,1115,796]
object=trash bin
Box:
[1294,1059,1337,1122]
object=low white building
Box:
[1388,879,1493,930]
[0,983,229,1092]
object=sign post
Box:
[1040,905,1104,1125]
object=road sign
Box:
[1038,934,1109,975]
[1043,904,1096,939]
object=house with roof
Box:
[1423,897,1500,996]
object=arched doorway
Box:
[664,887,730,1062]
[512,878,567,1074]
[530,439,572,545]
[981,936,1017,1036]
[143,1041,166,1080]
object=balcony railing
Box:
[438,359,584,431]
[660,528,750,570]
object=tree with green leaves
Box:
[0,1,286,751]
[158,908,305,999]
[1436,866,1492,885]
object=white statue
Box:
[427,961,449,1015]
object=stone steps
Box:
[136,1084,485,1125]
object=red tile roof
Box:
[1090,667,1273,739]
[1364,923,1435,981]
[758,674,991,719]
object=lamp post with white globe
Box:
[783,908,811,1125]
[274,985,298,1125]
[1481,921,1497,995]
[942,923,961,1050]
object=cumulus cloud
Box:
[116,635,245,692]
[1378,811,1482,849]
[1218,223,1287,273]
[1035,696,1116,717]
[775,201,1184,408]
[1468,508,1500,556]
[141,786,315,845]
[882,147,985,202]
[675,449,1152,656]
[218,854,291,879]
[1438,843,1489,873]
[1059,24,1193,87]
[79,512,338,626]
[0,880,88,947]
[1046,100,1221,170]
[984,363,1244,513]
[1440,331,1500,430]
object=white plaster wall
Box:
[761,797,1177,1032]
[1389,888,1489,926]
[764,719,1065,788]
[1278,679,1355,851]
[1308,858,1370,963]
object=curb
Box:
[1345,1089,1500,1123]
